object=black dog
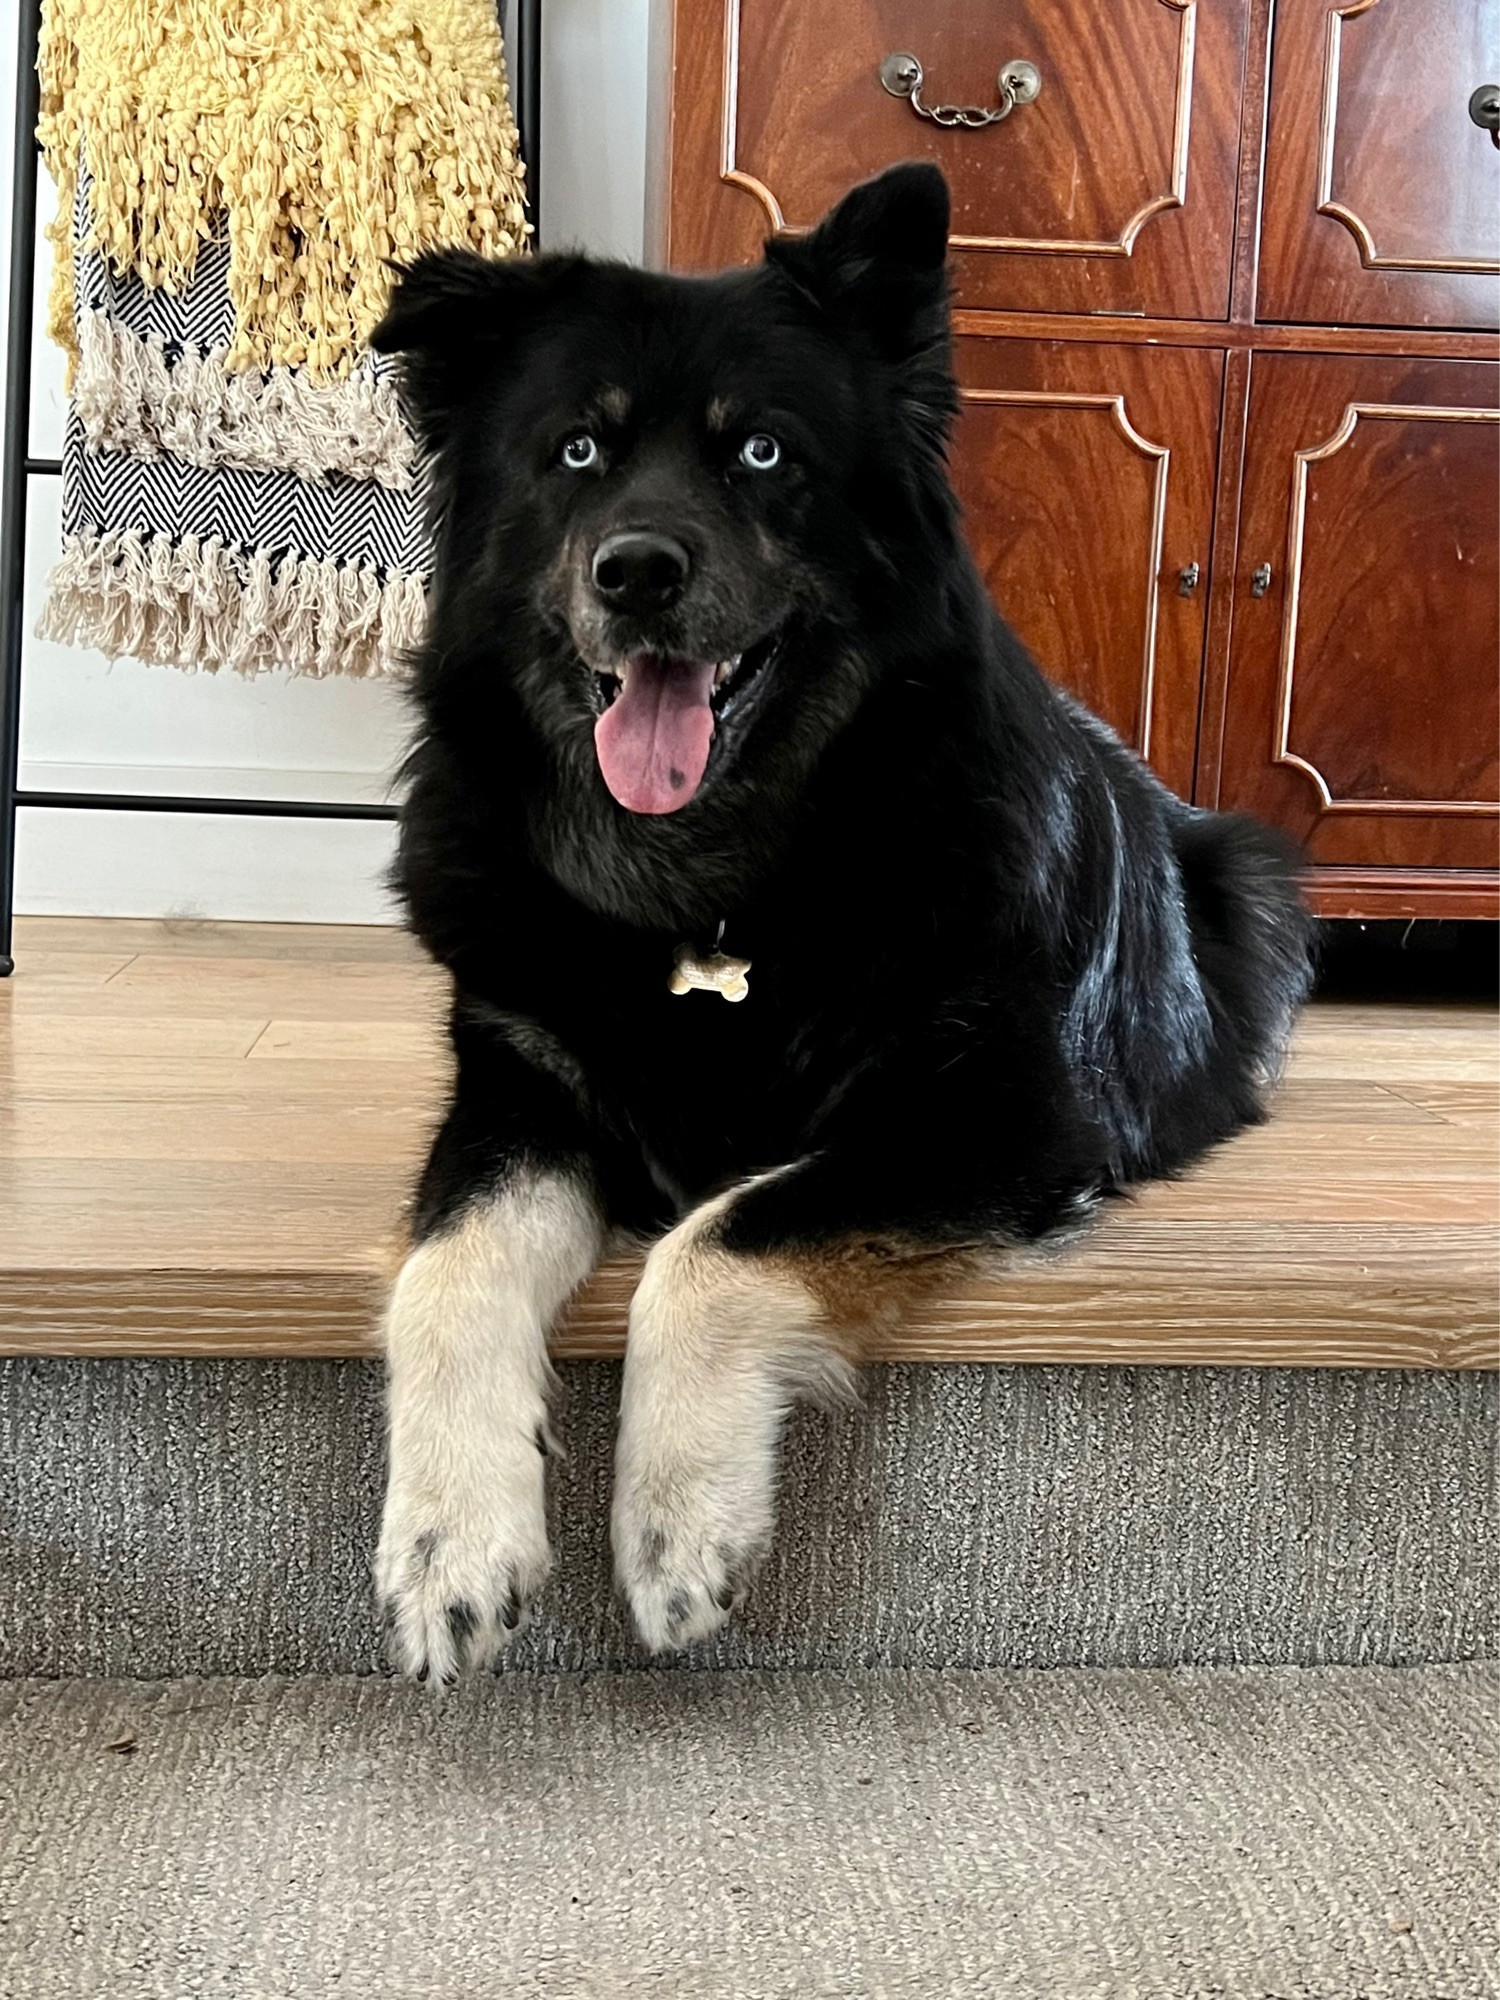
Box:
[370,163,1311,1678]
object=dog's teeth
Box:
[714,662,732,687]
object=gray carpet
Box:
[2,1360,1494,1676]
[0,1665,1493,2000]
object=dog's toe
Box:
[613,1488,762,1651]
[375,1496,549,1681]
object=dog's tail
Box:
[1174,808,1316,1092]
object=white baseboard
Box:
[16,764,401,922]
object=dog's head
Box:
[375,163,957,828]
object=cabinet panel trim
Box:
[962,388,1170,760]
[1316,0,1500,278]
[1274,399,1500,817]
[720,0,1200,259]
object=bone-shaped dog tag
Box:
[669,945,751,1002]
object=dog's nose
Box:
[591,531,691,615]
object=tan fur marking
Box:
[597,385,629,423]
[614,1176,978,1651]
[705,395,736,433]
[768,1237,983,1352]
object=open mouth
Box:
[589,630,782,815]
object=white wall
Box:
[0,0,650,920]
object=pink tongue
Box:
[593,655,717,814]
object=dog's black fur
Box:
[374,163,1311,1267]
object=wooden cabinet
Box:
[1258,0,1500,330]
[649,0,1500,917]
[951,338,1223,800]
[1215,354,1498,871]
[653,0,1251,318]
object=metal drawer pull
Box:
[1250,563,1273,598]
[1469,84,1500,148]
[1177,562,1201,598]
[879,53,1042,130]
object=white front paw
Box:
[610,1192,851,1652]
[612,1445,772,1652]
[376,1431,552,1681]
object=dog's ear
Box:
[764,162,950,358]
[372,249,518,358]
[373,249,578,447]
[765,163,955,452]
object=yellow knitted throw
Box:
[40,0,529,380]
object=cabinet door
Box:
[651,0,1250,320]
[1215,353,1499,871]
[1258,0,1500,330]
[950,339,1223,799]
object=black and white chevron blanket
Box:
[40,175,432,678]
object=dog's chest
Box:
[477,872,924,1201]
[556,949,852,1196]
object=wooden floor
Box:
[0,916,1495,1367]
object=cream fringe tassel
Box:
[40,0,530,381]
[73,312,416,490]
[40,529,426,679]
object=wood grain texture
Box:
[6,917,427,963]
[1228,0,1275,323]
[1300,867,1500,920]
[0,920,1493,1368]
[950,314,1500,360]
[1257,0,1500,331]
[652,0,1250,319]
[1197,344,1252,807]
[1216,351,1500,869]
[951,338,1223,796]
[1276,415,1496,804]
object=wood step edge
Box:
[1,1263,1493,1369]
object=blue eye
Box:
[561,433,601,471]
[740,433,781,471]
